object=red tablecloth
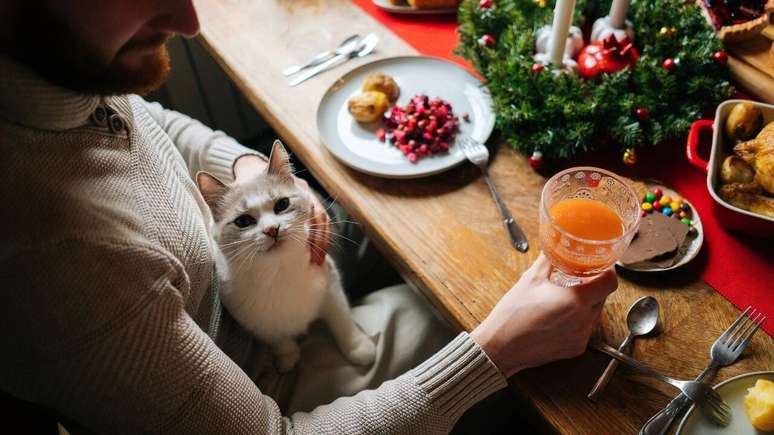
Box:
[354,0,773,335]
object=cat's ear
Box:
[196,171,228,218]
[233,154,267,183]
[266,140,294,184]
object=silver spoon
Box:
[282,34,361,76]
[289,33,379,87]
[588,296,659,401]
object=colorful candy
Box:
[640,188,692,226]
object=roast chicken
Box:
[719,121,774,216]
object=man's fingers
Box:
[529,252,553,279]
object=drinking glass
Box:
[539,167,641,286]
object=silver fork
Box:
[640,306,767,434]
[591,342,732,426]
[459,136,529,252]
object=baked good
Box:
[348,91,389,123]
[407,0,460,9]
[362,73,400,103]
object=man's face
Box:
[7,0,199,95]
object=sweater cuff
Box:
[204,135,268,183]
[412,332,507,421]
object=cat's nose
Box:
[263,225,279,239]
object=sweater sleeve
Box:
[0,238,506,434]
[138,97,265,183]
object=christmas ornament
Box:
[479,0,493,9]
[577,35,639,79]
[478,34,496,48]
[713,50,728,65]
[662,57,678,71]
[531,62,545,73]
[534,0,546,7]
[658,26,677,37]
[635,107,650,121]
[622,148,638,165]
[528,150,544,169]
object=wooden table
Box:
[194,1,774,433]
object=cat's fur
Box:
[196,140,376,372]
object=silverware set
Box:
[590,303,766,433]
[284,33,379,87]
[459,136,529,252]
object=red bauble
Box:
[531,63,545,74]
[479,0,493,9]
[478,34,496,48]
[662,57,678,71]
[713,50,728,65]
[528,151,544,170]
[635,107,650,121]
[577,35,640,80]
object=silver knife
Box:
[288,33,378,87]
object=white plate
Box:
[371,0,458,15]
[617,181,704,272]
[316,56,494,179]
[677,371,774,435]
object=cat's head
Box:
[196,140,311,256]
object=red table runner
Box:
[353,0,773,335]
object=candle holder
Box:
[591,16,634,42]
[535,25,584,58]
[533,52,577,75]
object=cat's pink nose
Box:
[263,225,279,239]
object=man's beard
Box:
[7,5,170,96]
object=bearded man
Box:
[0,1,617,434]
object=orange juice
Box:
[545,198,624,274]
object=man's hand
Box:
[295,178,331,266]
[471,253,618,378]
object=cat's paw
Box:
[273,342,300,373]
[344,333,377,366]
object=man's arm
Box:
[138,97,261,183]
[0,238,506,434]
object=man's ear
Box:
[196,171,228,218]
[266,140,293,184]
[232,154,267,182]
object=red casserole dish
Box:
[686,99,774,237]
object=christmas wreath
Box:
[456,0,735,163]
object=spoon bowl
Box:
[627,296,660,336]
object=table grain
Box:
[194,1,774,433]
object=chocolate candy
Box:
[680,203,691,213]
[642,202,653,212]
[681,218,692,225]
[653,201,663,211]
[653,188,663,199]
[659,195,672,206]
[645,192,656,203]
[662,207,673,216]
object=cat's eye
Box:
[274,197,290,213]
[233,214,256,228]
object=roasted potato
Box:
[720,155,756,184]
[348,91,389,123]
[719,183,774,218]
[362,73,400,103]
[725,102,763,142]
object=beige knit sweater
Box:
[0,56,506,434]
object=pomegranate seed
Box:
[376,128,386,142]
[407,153,418,163]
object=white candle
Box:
[609,0,629,28]
[548,0,577,66]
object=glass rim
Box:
[540,166,642,246]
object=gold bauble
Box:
[658,26,677,38]
[623,148,638,166]
[534,0,547,7]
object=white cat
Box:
[196,140,376,372]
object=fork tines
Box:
[725,306,767,353]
